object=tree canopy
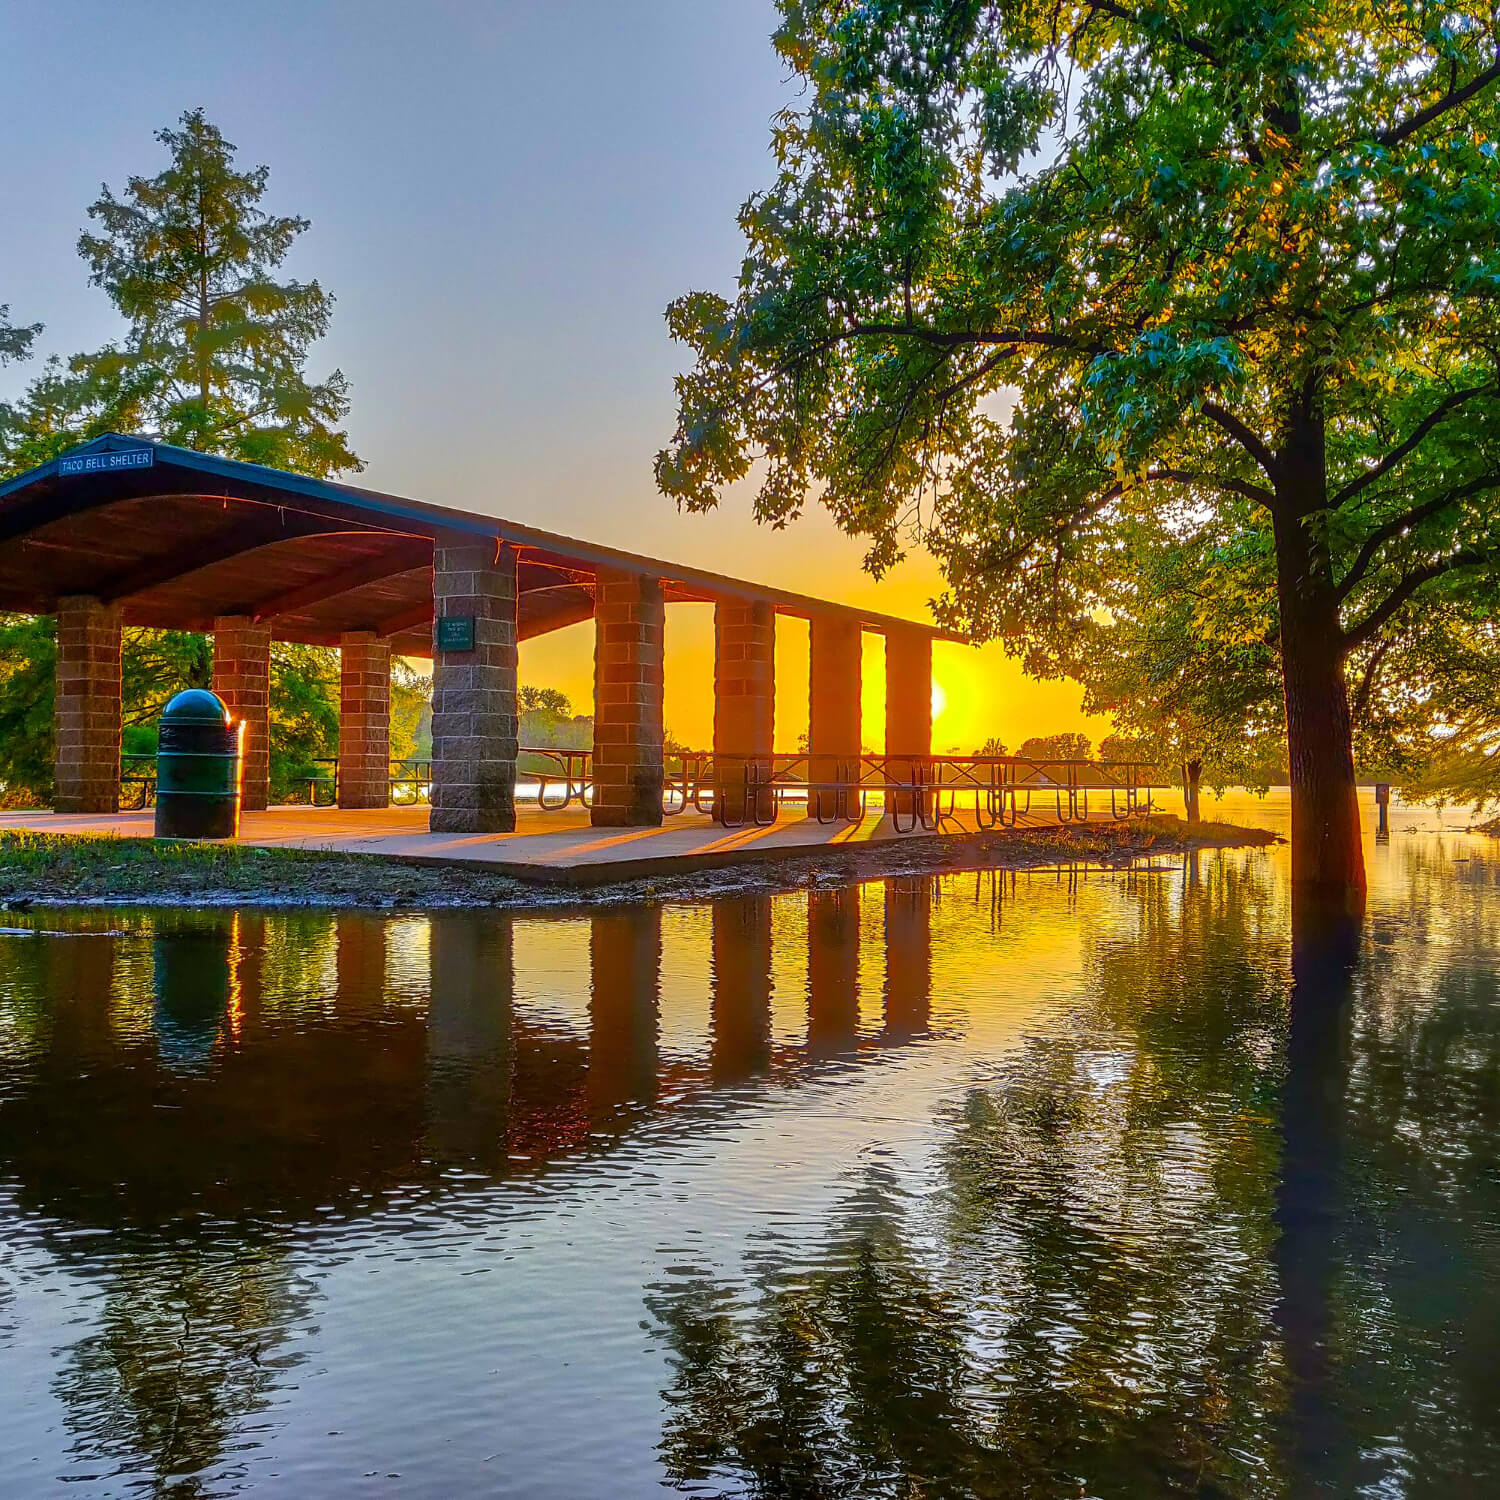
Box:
[658,0,1500,891]
[0,110,365,807]
[0,305,42,367]
[1,109,358,477]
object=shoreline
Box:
[0,819,1281,913]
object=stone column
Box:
[338,631,391,810]
[884,626,933,820]
[808,615,862,819]
[883,878,932,1038]
[212,615,272,812]
[430,539,519,834]
[713,599,775,824]
[711,896,773,1082]
[53,595,122,814]
[592,568,665,828]
[807,886,860,1056]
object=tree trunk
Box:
[1183,757,1202,824]
[1272,506,1366,896]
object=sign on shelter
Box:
[435,615,476,652]
[59,448,154,477]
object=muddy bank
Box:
[0,819,1279,912]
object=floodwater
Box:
[0,795,1497,1498]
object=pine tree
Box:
[75,108,359,476]
[0,304,42,366]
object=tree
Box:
[1017,731,1092,762]
[657,2,1500,897]
[269,643,339,801]
[1081,535,1288,820]
[0,304,41,366]
[0,111,363,805]
[66,108,359,475]
[0,615,57,807]
[1352,595,1500,806]
[518,685,573,716]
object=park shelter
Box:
[0,435,950,831]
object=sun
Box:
[930,678,948,722]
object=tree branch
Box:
[1344,548,1495,650]
[848,322,1105,355]
[1198,402,1280,482]
[1146,466,1276,506]
[1377,59,1500,148]
[1336,473,1500,600]
[1331,385,1494,508]
[1348,636,1393,726]
[1082,0,1220,65]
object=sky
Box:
[0,0,1108,753]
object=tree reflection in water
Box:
[53,1243,312,1499]
[651,860,1289,1497]
[650,853,1500,1497]
[2,841,1498,1495]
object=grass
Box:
[0,815,1278,911]
[0,830,530,907]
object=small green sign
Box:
[435,615,476,652]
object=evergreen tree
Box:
[0,304,41,366]
[75,108,359,474]
[0,111,363,803]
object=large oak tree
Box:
[657,0,1500,893]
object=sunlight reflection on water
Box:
[0,809,1497,1496]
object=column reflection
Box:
[426,912,515,1168]
[882,878,932,1040]
[807,888,860,1057]
[588,907,662,1117]
[710,896,774,1083]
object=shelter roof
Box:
[0,435,958,654]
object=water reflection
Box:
[0,841,1497,1494]
[652,858,1291,1497]
[54,1241,311,1497]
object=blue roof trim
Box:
[0,433,499,538]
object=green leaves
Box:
[0,305,42,368]
[2,109,360,483]
[657,0,1500,807]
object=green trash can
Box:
[154,689,244,839]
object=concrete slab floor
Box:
[0,800,1144,886]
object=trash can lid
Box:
[160,688,231,725]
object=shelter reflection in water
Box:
[2,836,1499,1496]
[0,884,943,1232]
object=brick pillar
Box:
[713,599,775,824]
[212,616,271,811]
[53,595,122,814]
[884,626,932,819]
[883,878,932,1038]
[430,539,519,834]
[338,631,390,810]
[808,615,862,819]
[592,568,665,828]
